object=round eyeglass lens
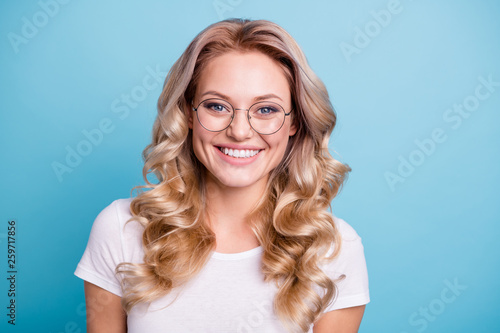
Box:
[196,99,234,132]
[248,101,285,134]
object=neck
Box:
[205,180,267,224]
[203,176,268,252]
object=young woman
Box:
[75,18,369,333]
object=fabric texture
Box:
[74,198,370,332]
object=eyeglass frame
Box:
[191,98,293,135]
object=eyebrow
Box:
[200,90,283,102]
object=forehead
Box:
[196,50,291,104]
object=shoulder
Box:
[321,215,370,311]
[89,198,134,235]
[333,215,362,242]
[75,198,140,296]
[98,198,134,222]
[86,198,142,253]
[323,215,364,259]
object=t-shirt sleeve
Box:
[74,200,125,296]
[322,217,370,312]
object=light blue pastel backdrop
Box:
[1,0,499,332]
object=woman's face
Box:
[189,50,296,192]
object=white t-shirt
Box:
[74,198,369,332]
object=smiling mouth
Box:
[217,147,261,158]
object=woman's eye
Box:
[206,103,227,112]
[258,107,278,114]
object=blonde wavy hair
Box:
[117,18,351,332]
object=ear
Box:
[289,120,297,136]
[186,104,194,129]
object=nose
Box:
[226,109,253,140]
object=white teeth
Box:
[219,147,260,158]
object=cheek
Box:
[275,130,296,161]
[191,131,205,159]
[191,125,216,159]
[269,135,291,159]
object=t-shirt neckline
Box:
[211,246,263,260]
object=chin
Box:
[212,174,267,190]
[218,179,255,188]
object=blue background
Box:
[1,0,499,332]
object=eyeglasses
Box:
[192,98,292,135]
